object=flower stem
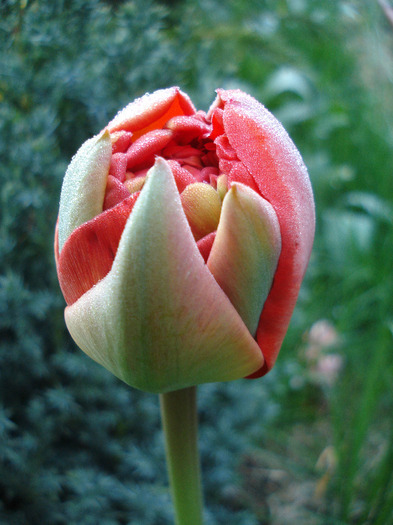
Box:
[159,386,204,525]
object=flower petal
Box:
[196,232,216,262]
[107,87,196,138]
[103,175,131,210]
[126,129,174,170]
[180,183,222,241]
[218,89,315,375]
[57,193,140,306]
[64,158,263,393]
[208,183,281,337]
[58,130,112,252]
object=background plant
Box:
[0,1,392,523]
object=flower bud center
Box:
[105,113,233,246]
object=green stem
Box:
[159,386,204,525]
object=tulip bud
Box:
[55,87,315,393]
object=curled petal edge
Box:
[107,87,196,137]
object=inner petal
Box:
[180,183,222,241]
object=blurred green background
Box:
[1,1,392,523]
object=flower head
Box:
[55,87,315,393]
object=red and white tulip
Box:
[55,87,315,393]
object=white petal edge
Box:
[58,130,112,252]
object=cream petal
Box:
[208,183,281,337]
[64,158,263,393]
[58,130,112,251]
[180,182,222,241]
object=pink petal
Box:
[103,175,131,210]
[166,160,196,192]
[218,89,315,375]
[57,193,139,306]
[109,153,127,181]
[165,115,210,142]
[126,129,174,170]
[196,232,216,262]
[110,131,133,154]
[227,161,259,192]
[107,87,196,137]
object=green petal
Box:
[58,130,112,251]
[207,183,281,336]
[64,159,263,393]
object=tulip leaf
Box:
[64,158,263,393]
[58,130,112,252]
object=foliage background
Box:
[1,0,392,523]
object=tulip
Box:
[55,87,315,525]
[55,87,315,394]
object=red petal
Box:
[214,135,238,160]
[208,107,224,140]
[109,153,127,181]
[57,193,139,305]
[126,129,174,170]
[219,89,315,376]
[166,160,196,193]
[227,162,258,192]
[165,115,210,143]
[196,232,216,263]
[103,175,130,211]
[107,87,195,138]
[163,143,202,159]
[111,131,133,154]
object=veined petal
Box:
[64,158,263,393]
[58,130,112,252]
[107,87,196,138]
[218,89,315,375]
[207,183,281,337]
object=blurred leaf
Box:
[345,191,393,224]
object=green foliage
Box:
[1,0,392,523]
